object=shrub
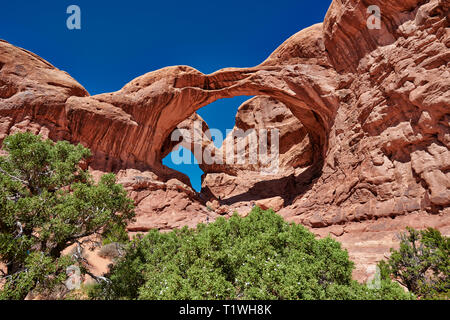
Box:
[93,207,412,300]
[98,242,125,259]
[377,227,449,299]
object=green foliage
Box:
[0,132,135,300]
[325,279,413,300]
[0,252,72,300]
[377,227,449,299]
[93,207,411,300]
[102,223,130,245]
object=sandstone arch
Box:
[65,23,338,175]
[162,96,313,175]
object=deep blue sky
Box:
[0,0,332,191]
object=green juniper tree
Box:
[0,132,135,300]
[377,227,449,299]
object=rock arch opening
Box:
[162,95,253,191]
[163,146,204,192]
[161,93,320,205]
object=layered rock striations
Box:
[0,0,449,280]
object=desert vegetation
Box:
[0,133,134,299]
[89,207,414,300]
[0,133,448,300]
[377,227,449,300]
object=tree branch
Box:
[0,167,28,185]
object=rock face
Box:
[0,40,88,143]
[0,0,449,281]
[200,96,314,210]
[290,0,450,230]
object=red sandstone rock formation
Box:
[0,0,449,281]
[200,96,315,213]
[0,40,88,143]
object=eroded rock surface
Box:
[0,40,88,143]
